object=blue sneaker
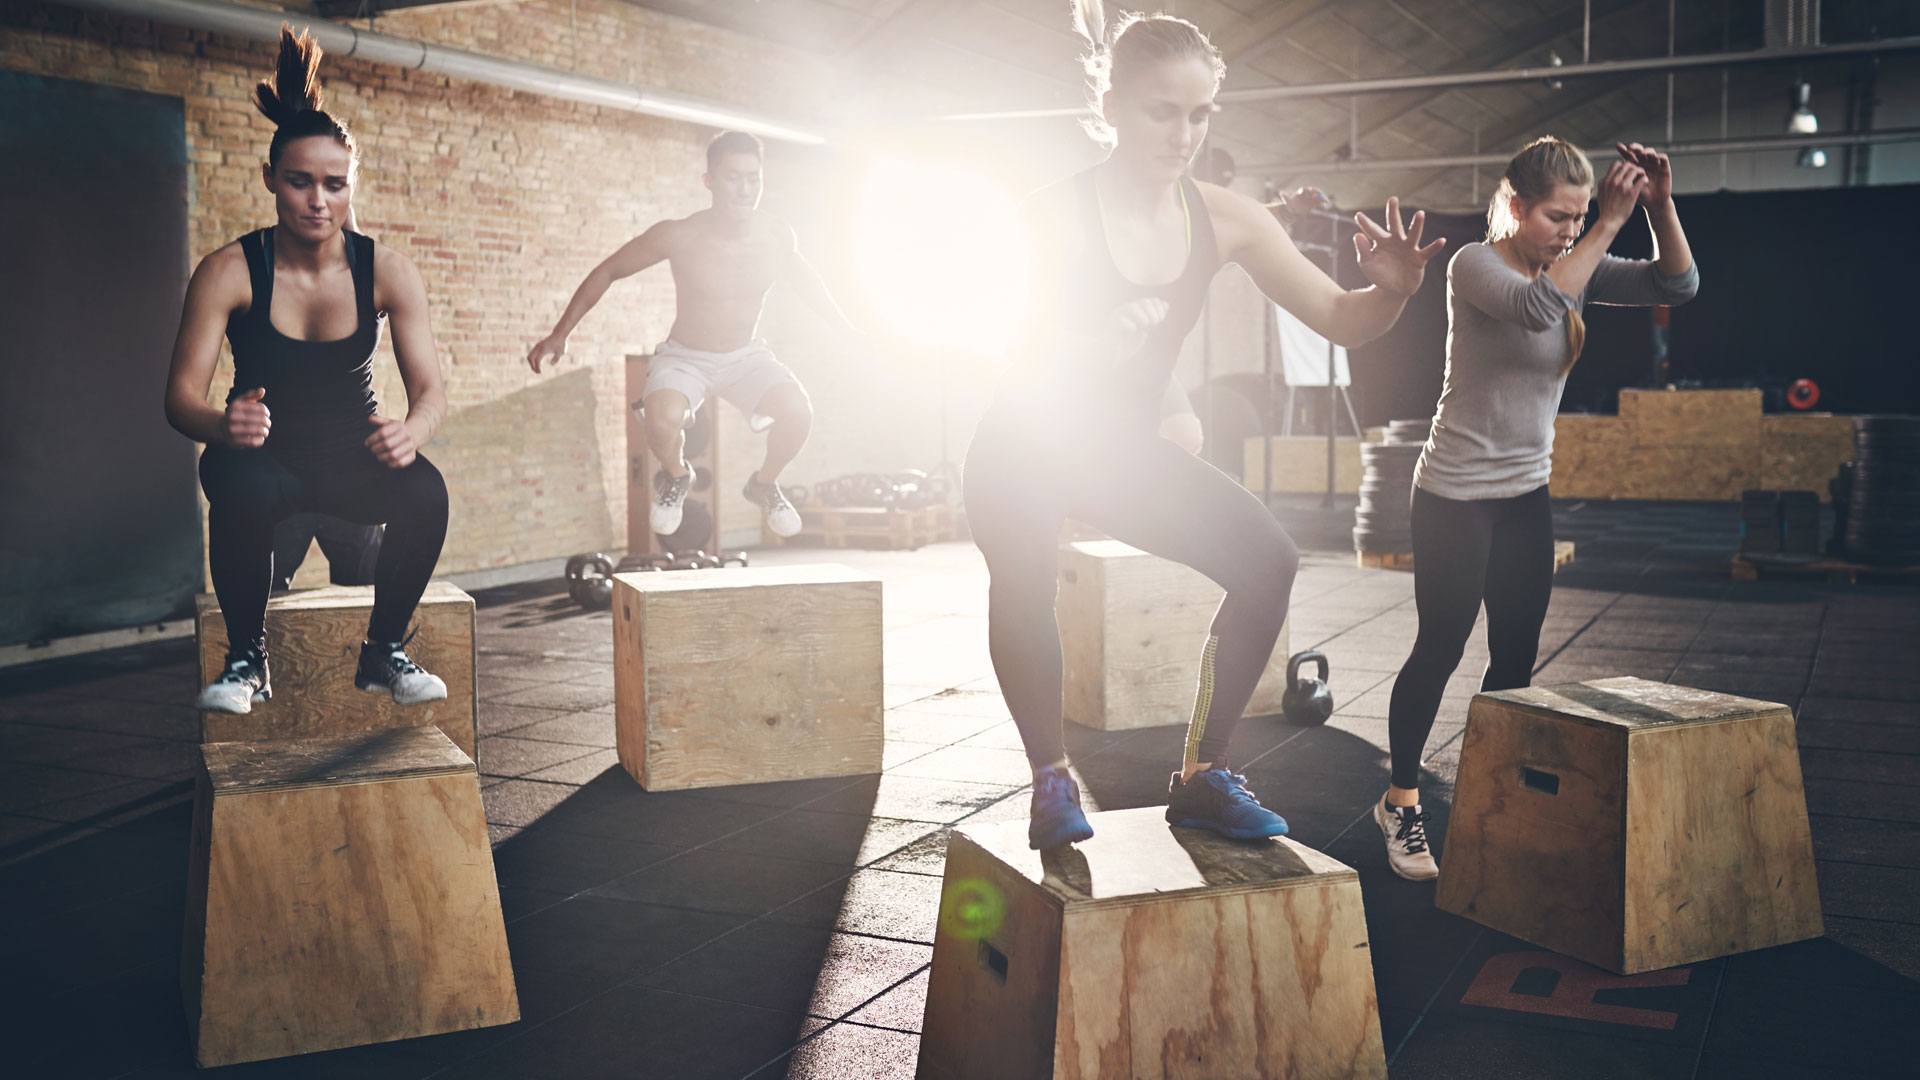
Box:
[1166,767,1289,840]
[1028,765,1095,850]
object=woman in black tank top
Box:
[162,28,452,715]
[968,1,1445,850]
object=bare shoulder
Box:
[373,240,424,282]
[1194,180,1270,255]
[190,241,251,311]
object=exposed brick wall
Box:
[0,0,884,588]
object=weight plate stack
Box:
[1846,416,1920,565]
[1354,426,1423,556]
[1384,418,1432,446]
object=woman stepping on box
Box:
[165,27,452,714]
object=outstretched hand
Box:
[1353,197,1447,298]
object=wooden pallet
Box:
[1731,552,1920,584]
[773,504,957,551]
[1359,541,1576,573]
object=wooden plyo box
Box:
[195,582,477,761]
[613,564,883,791]
[919,807,1386,1080]
[1057,540,1291,730]
[1760,414,1855,501]
[182,726,517,1066]
[1437,676,1823,974]
[1241,435,1365,494]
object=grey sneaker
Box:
[196,647,271,714]
[652,467,694,535]
[744,476,803,538]
[355,631,448,706]
[1374,794,1439,881]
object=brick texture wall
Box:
[1,0,921,589]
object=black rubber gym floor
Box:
[2,499,1915,1078]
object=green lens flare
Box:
[939,877,1006,941]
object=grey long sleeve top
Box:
[1413,240,1700,501]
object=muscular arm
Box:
[781,226,863,337]
[1208,185,1410,349]
[378,246,448,446]
[163,246,248,446]
[547,222,673,339]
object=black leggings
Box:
[964,406,1299,769]
[1387,484,1554,789]
[200,443,449,654]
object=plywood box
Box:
[182,726,517,1066]
[1609,445,1759,502]
[1618,387,1763,448]
[1548,414,1632,498]
[1242,435,1364,494]
[613,564,883,790]
[196,582,476,760]
[919,806,1385,1080]
[1437,676,1822,974]
[1760,414,1855,501]
[1057,541,1290,730]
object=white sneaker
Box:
[651,467,693,536]
[745,477,803,539]
[195,650,271,714]
[355,636,449,706]
[1374,794,1439,881]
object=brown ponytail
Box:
[254,25,357,170]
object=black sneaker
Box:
[354,629,448,705]
[1166,766,1289,840]
[196,646,271,714]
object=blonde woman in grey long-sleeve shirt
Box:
[1375,137,1700,881]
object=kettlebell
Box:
[575,553,615,611]
[1282,650,1333,725]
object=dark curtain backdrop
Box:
[1319,183,1919,427]
[0,72,198,645]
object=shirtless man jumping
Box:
[527,131,860,538]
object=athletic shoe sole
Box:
[1166,814,1288,840]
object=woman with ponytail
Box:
[1373,137,1699,881]
[966,0,1443,849]
[164,26,452,714]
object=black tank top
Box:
[1032,168,1219,429]
[225,227,381,462]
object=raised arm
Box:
[364,246,446,469]
[781,224,863,338]
[164,245,260,448]
[1210,185,1444,349]
[527,222,673,372]
[1455,159,1651,330]
[1585,142,1699,307]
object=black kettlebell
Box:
[565,552,615,610]
[1282,650,1333,725]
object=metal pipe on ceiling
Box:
[942,35,1920,121]
[53,0,827,145]
[1243,126,1920,176]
